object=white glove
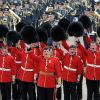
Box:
[84,67,86,73]
[56,84,61,89]
[57,77,62,85]
[77,75,81,83]
[34,74,38,84]
[12,75,16,84]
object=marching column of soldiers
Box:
[0,14,99,100]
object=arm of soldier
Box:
[77,58,83,83]
[17,40,25,50]
[10,47,22,57]
[40,42,46,49]
[10,56,17,84]
[54,58,62,85]
[78,43,88,57]
[33,60,40,84]
[62,40,69,51]
[85,35,92,48]
[56,47,65,58]
[33,55,41,83]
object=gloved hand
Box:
[56,84,62,88]
[34,74,38,84]
[75,38,80,44]
[12,75,16,84]
[77,75,81,83]
[83,67,86,73]
[57,77,62,85]
[75,38,80,47]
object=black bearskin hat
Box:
[0,24,8,38]
[51,25,66,41]
[41,22,52,37]
[67,22,84,37]
[79,15,92,29]
[58,18,70,32]
[36,27,48,44]
[16,21,26,32]
[20,25,38,44]
[7,31,21,46]
[97,26,100,37]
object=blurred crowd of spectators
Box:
[0,0,99,30]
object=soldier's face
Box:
[1,47,8,55]
[53,41,60,48]
[43,48,52,58]
[96,37,100,46]
[69,48,76,55]
[90,43,96,52]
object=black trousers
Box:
[12,79,21,100]
[86,79,100,100]
[19,81,36,100]
[99,81,100,100]
[0,82,11,100]
[56,87,61,100]
[77,73,83,100]
[37,86,55,100]
[63,80,77,100]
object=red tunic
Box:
[11,48,37,82]
[78,44,100,80]
[9,47,22,75]
[0,54,16,82]
[37,57,61,88]
[62,54,83,82]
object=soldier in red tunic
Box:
[77,41,100,100]
[36,46,62,100]
[61,45,83,100]
[0,43,16,100]
[7,31,22,100]
[17,25,39,100]
[51,25,67,100]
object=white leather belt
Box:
[87,64,100,68]
[0,68,11,71]
[64,66,77,71]
[21,66,33,71]
[15,61,21,64]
